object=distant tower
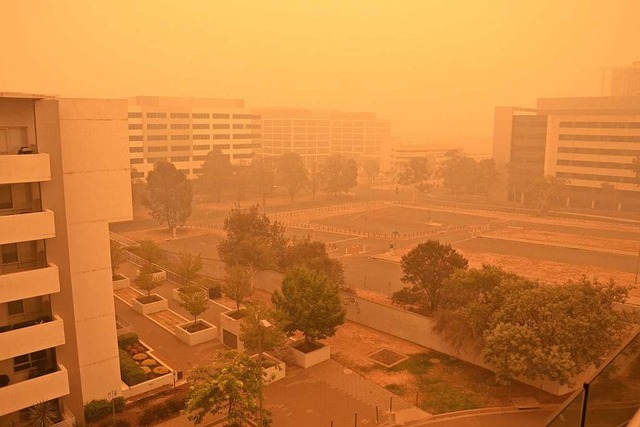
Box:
[602,61,640,96]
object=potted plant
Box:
[175,284,217,346]
[132,265,168,315]
[110,240,130,289]
[219,264,253,350]
[272,266,345,368]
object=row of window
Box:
[130,143,257,153]
[128,112,260,120]
[559,134,640,143]
[129,123,254,130]
[556,171,637,184]
[557,147,640,156]
[129,134,260,141]
[130,152,255,167]
[559,121,640,129]
[556,159,634,170]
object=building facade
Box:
[0,93,132,424]
[602,61,640,96]
[128,96,261,180]
[255,107,391,168]
[493,96,640,210]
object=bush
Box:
[84,399,111,423]
[153,366,170,375]
[113,397,125,413]
[117,333,139,349]
[138,407,157,426]
[141,359,157,367]
[119,349,147,386]
[133,353,148,361]
[138,397,185,426]
[208,284,222,299]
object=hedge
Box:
[117,333,139,349]
[84,397,125,423]
[119,349,147,386]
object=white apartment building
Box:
[255,107,391,168]
[0,93,132,424]
[128,96,261,180]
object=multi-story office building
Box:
[0,93,132,424]
[128,97,261,180]
[493,96,640,210]
[255,107,391,168]
[602,61,640,96]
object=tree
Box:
[632,156,640,186]
[143,161,192,236]
[281,236,345,286]
[397,157,432,201]
[250,157,276,207]
[179,284,209,326]
[175,251,203,286]
[527,176,569,216]
[135,264,160,297]
[319,154,358,196]
[223,265,253,313]
[440,150,464,195]
[199,149,233,202]
[363,159,380,187]
[110,240,126,279]
[308,160,322,200]
[137,239,163,266]
[184,351,270,426]
[218,206,287,280]
[231,164,251,207]
[392,240,468,314]
[276,152,308,202]
[272,266,345,343]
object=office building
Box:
[0,93,132,424]
[255,107,391,168]
[493,96,640,210]
[128,96,261,180]
[602,61,640,96]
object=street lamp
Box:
[107,389,118,426]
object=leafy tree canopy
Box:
[281,236,345,286]
[320,154,358,196]
[527,176,569,216]
[272,266,345,342]
[199,149,233,202]
[175,251,203,285]
[276,152,308,201]
[223,264,254,313]
[179,284,209,325]
[137,239,163,265]
[142,161,193,233]
[250,157,277,206]
[110,240,126,278]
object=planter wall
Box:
[175,320,218,346]
[219,310,245,351]
[135,269,166,283]
[112,275,130,290]
[132,294,168,315]
[256,354,286,384]
[290,340,330,368]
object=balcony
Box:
[0,263,59,304]
[0,364,69,416]
[0,153,51,185]
[0,210,55,245]
[0,315,64,360]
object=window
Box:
[128,124,142,130]
[212,124,230,129]
[233,124,244,129]
[212,113,230,119]
[148,135,168,141]
[170,156,189,162]
[129,147,143,153]
[170,113,190,119]
[213,144,231,150]
[171,124,189,129]
[233,134,253,139]
[233,153,254,159]
[232,114,260,119]
[171,135,189,141]
[146,112,167,118]
[193,134,210,140]
[14,350,48,372]
[147,124,167,130]
[0,185,12,209]
[192,113,210,119]
[147,146,167,152]
[129,135,143,141]
[212,134,230,140]
[131,171,144,178]
[559,134,640,143]
[193,156,207,161]
[171,145,190,151]
[193,144,210,151]
[130,159,144,164]
[7,300,24,316]
[233,143,253,149]
[1,243,18,264]
[193,124,210,129]
[128,112,142,118]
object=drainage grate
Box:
[368,348,409,368]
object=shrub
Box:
[208,284,222,299]
[119,349,147,386]
[153,366,170,375]
[141,366,151,374]
[113,397,125,413]
[115,420,131,427]
[117,333,139,349]
[138,407,157,426]
[138,396,185,426]
[133,353,148,361]
[141,359,157,367]
[84,399,110,423]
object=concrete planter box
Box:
[219,310,245,351]
[112,274,130,290]
[290,340,330,368]
[252,353,286,384]
[132,294,168,315]
[135,268,166,283]
[172,287,208,304]
[175,319,218,346]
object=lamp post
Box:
[257,319,272,427]
[107,389,118,426]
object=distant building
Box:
[0,93,131,424]
[128,96,261,180]
[388,144,489,178]
[602,61,640,96]
[493,96,640,210]
[255,107,391,168]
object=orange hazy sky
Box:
[1,1,638,151]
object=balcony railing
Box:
[0,315,65,361]
[0,263,59,304]
[0,153,51,185]
[0,364,69,416]
[0,209,55,245]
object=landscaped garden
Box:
[117,333,170,385]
